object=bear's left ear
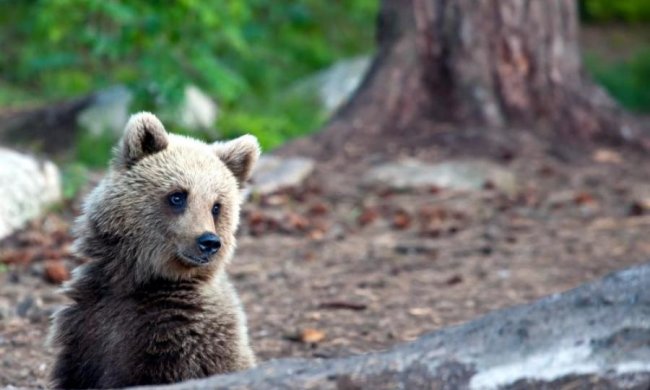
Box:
[115,112,169,169]
[212,135,261,185]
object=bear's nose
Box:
[196,232,221,255]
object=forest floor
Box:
[1,129,649,388]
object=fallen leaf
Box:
[44,260,69,284]
[300,328,326,343]
[0,249,35,265]
[358,207,379,226]
[286,212,310,231]
[445,275,463,285]
[308,229,325,240]
[392,209,412,230]
[408,307,432,317]
[308,202,329,216]
[538,165,555,176]
[246,210,271,236]
[247,210,265,226]
[262,194,288,206]
[593,149,622,164]
[574,192,597,206]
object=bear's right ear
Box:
[115,112,169,169]
[212,134,261,186]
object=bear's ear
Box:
[115,112,169,168]
[212,134,261,185]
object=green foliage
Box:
[220,93,325,150]
[581,0,650,23]
[0,0,378,164]
[61,163,90,200]
[586,50,650,113]
[0,80,40,106]
[75,130,117,168]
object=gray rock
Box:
[296,56,371,115]
[15,295,34,318]
[177,85,219,131]
[134,263,650,390]
[316,56,371,113]
[0,298,12,321]
[249,155,315,195]
[364,160,518,194]
[14,294,50,322]
[0,148,61,239]
[77,85,133,137]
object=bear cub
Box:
[49,112,259,388]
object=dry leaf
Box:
[408,307,432,317]
[445,275,463,285]
[300,328,326,343]
[574,192,597,206]
[44,260,69,284]
[286,212,310,231]
[392,209,412,230]
[593,149,622,164]
[308,229,325,240]
[308,202,329,216]
[358,207,379,226]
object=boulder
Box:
[248,155,315,195]
[77,85,133,137]
[178,85,219,132]
[295,56,371,115]
[0,149,61,239]
[315,56,371,114]
[364,159,518,195]
[137,263,650,389]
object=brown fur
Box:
[49,112,259,388]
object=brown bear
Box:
[49,112,259,388]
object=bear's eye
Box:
[167,191,188,210]
[212,203,221,217]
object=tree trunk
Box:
[285,0,647,161]
[0,96,93,155]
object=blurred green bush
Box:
[0,0,649,173]
[580,0,650,113]
[586,50,650,113]
[0,0,377,159]
[581,0,650,23]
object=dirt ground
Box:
[1,136,649,388]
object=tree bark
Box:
[0,96,93,155]
[285,0,647,161]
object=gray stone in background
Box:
[315,56,370,114]
[77,85,133,137]
[364,159,518,195]
[177,85,219,132]
[0,298,12,321]
[136,263,650,390]
[248,155,315,196]
[78,84,219,137]
[295,56,371,115]
[0,148,61,240]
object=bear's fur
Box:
[49,112,260,388]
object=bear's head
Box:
[75,112,260,284]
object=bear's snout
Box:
[197,232,221,255]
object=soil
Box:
[1,132,649,388]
